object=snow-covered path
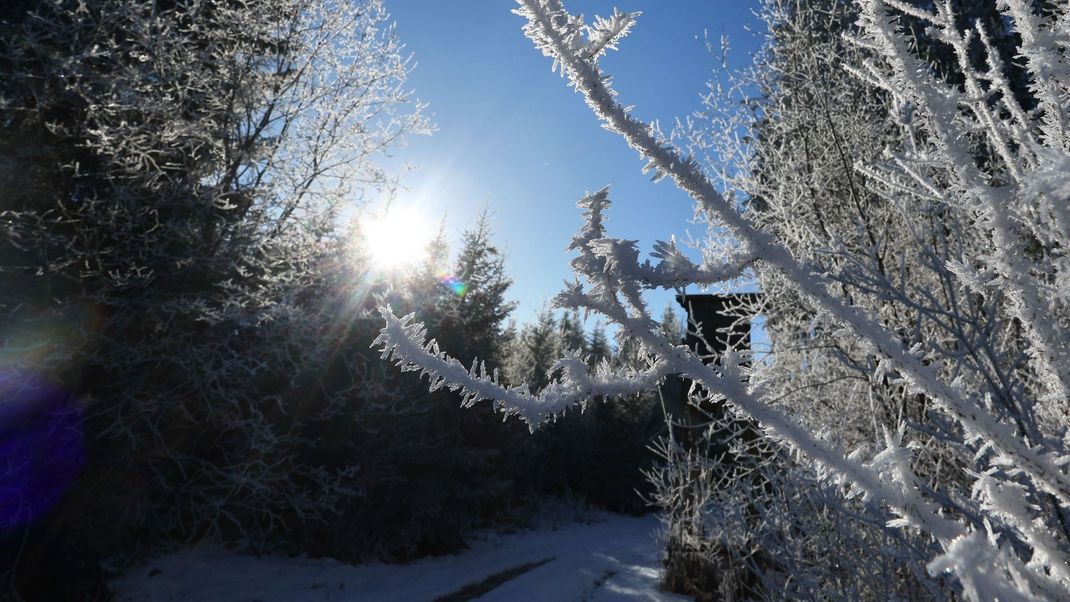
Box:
[114,513,691,601]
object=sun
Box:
[362,206,435,271]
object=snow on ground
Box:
[114,513,691,601]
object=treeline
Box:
[499,303,684,513]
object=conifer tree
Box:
[659,303,682,344]
[616,336,646,373]
[508,307,560,391]
[558,310,588,355]
[587,322,611,367]
[452,212,518,367]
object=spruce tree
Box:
[616,336,646,373]
[559,310,588,355]
[452,212,518,367]
[509,307,560,391]
[659,303,683,344]
[587,322,611,367]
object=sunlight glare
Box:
[363,206,434,271]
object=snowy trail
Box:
[114,513,690,601]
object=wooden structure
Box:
[662,293,761,429]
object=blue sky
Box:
[384,1,763,325]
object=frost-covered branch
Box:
[374,306,671,428]
[376,0,1070,597]
[513,0,1070,507]
[854,0,1070,428]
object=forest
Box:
[2,0,1070,600]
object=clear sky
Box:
[384,1,763,325]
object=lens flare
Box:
[0,305,98,529]
[0,372,85,529]
[438,273,467,297]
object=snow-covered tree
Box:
[376,0,1070,598]
[587,322,612,367]
[432,211,518,367]
[461,214,519,357]
[658,303,682,344]
[0,0,424,594]
[558,310,589,356]
[504,306,561,390]
[660,1,957,595]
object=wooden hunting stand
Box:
[663,292,762,449]
[661,293,772,600]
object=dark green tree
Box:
[450,212,519,367]
[659,303,683,344]
[507,307,560,391]
[616,336,646,372]
[558,310,588,356]
[331,212,522,562]
[587,322,612,367]
[0,0,424,595]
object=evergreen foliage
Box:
[0,0,427,595]
[587,322,611,367]
[558,310,588,356]
[506,306,560,391]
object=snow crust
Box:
[114,513,690,601]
